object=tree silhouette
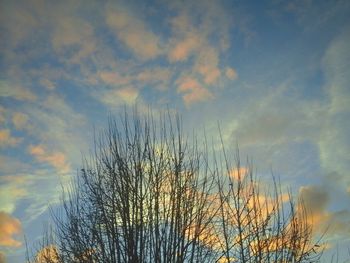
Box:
[28,110,323,263]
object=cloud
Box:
[100,86,139,107]
[0,212,22,248]
[99,67,171,91]
[106,7,161,60]
[0,129,22,148]
[52,17,96,64]
[299,185,350,237]
[28,145,70,173]
[177,77,213,106]
[115,87,139,105]
[163,3,238,108]
[318,28,350,185]
[299,185,330,215]
[225,67,238,80]
[0,81,36,102]
[194,45,221,85]
[22,94,88,173]
[167,13,201,62]
[0,174,28,214]
[168,35,199,62]
[0,171,66,222]
[99,71,131,86]
[12,112,28,130]
[135,68,172,89]
[0,3,38,47]
[39,79,56,90]
[228,167,249,181]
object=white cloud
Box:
[100,86,139,107]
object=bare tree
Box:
[212,150,322,263]
[29,110,323,263]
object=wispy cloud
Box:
[318,28,350,187]
[0,175,27,214]
[0,81,37,102]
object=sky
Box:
[0,0,349,262]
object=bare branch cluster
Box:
[28,110,323,263]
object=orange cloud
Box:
[228,167,249,181]
[0,212,22,247]
[0,129,22,148]
[168,35,200,62]
[106,8,161,60]
[167,12,206,62]
[177,77,213,106]
[28,145,70,173]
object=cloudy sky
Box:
[0,0,350,262]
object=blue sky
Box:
[0,0,350,262]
